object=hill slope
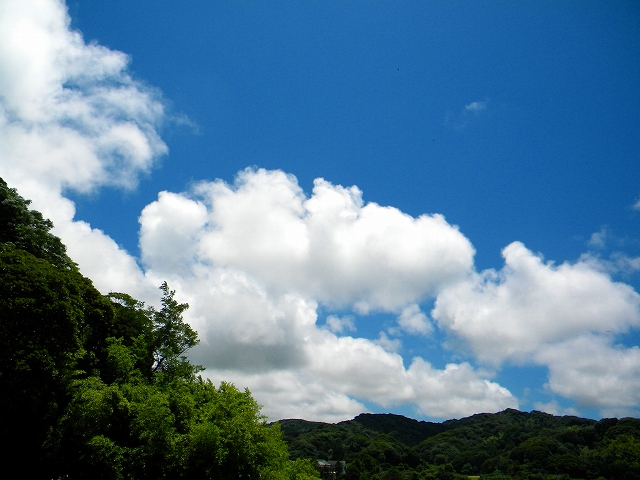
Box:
[278,409,640,479]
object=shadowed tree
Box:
[0,177,74,269]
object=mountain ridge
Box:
[276,408,640,478]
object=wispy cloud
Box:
[465,100,488,113]
[446,98,489,129]
[587,226,608,249]
[325,315,356,334]
[374,332,402,353]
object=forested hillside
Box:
[279,409,640,479]
[0,177,319,479]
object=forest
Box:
[1,175,640,480]
[0,177,319,479]
[279,409,640,479]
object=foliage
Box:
[0,244,113,474]
[0,177,320,480]
[0,177,74,269]
[280,410,640,479]
[149,282,200,379]
[49,377,292,479]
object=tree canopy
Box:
[0,177,320,480]
[0,178,74,269]
[280,410,640,479]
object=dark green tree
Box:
[150,282,200,380]
[0,245,113,477]
[0,177,74,269]
[0,177,317,479]
[590,434,640,479]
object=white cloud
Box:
[139,191,208,277]
[0,6,512,422]
[587,227,607,249]
[580,251,640,278]
[199,331,517,422]
[140,168,475,313]
[0,0,166,195]
[133,179,513,421]
[135,167,516,418]
[406,358,516,419]
[465,100,488,112]
[535,335,640,417]
[211,370,369,423]
[433,241,640,364]
[178,272,316,373]
[610,253,640,275]
[397,304,433,336]
[446,99,489,129]
[374,331,403,353]
[139,245,515,421]
[0,0,167,299]
[310,335,518,418]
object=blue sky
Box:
[1,0,639,421]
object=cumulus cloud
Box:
[209,369,368,423]
[432,241,640,415]
[200,332,517,422]
[407,358,516,419]
[0,0,166,194]
[535,335,640,417]
[167,261,517,421]
[174,272,316,373]
[309,335,517,418]
[137,169,513,420]
[140,168,475,313]
[396,304,433,336]
[374,331,403,353]
[433,241,640,364]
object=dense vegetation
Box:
[0,177,319,479]
[280,410,640,479]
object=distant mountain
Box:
[349,413,447,447]
[277,409,640,479]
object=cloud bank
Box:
[1,0,640,421]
